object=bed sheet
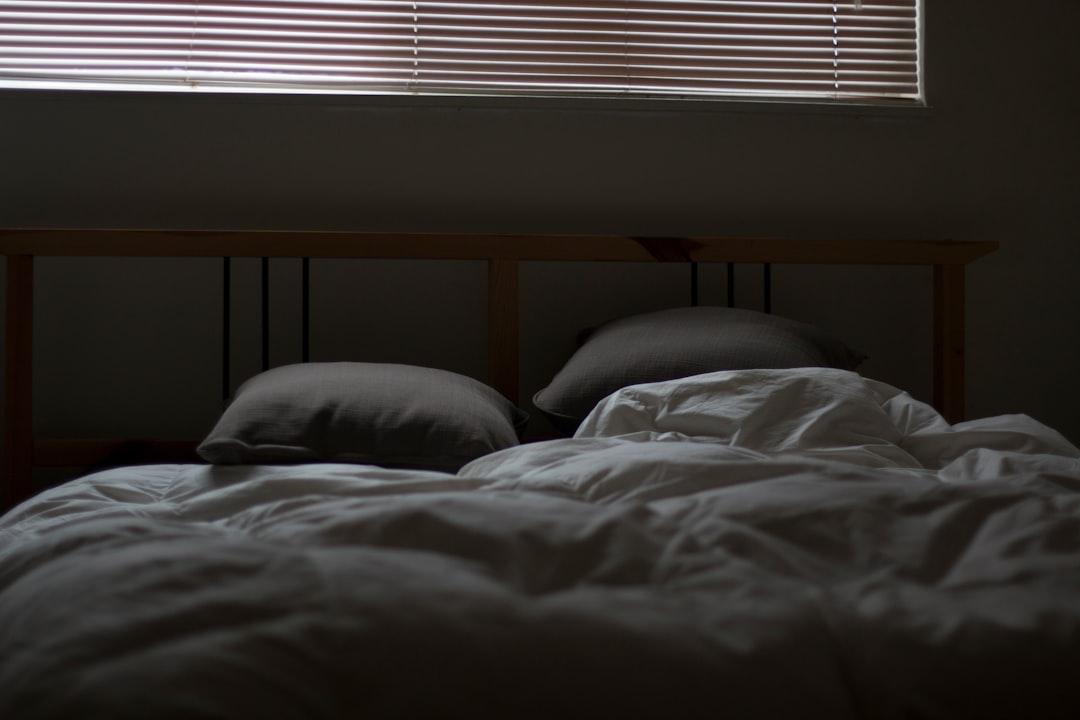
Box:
[2,369,1079,719]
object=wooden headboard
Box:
[1,229,997,510]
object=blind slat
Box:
[0,1,922,101]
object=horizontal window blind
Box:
[0,1,921,102]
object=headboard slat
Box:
[0,229,997,265]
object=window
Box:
[0,1,921,103]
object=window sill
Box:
[0,84,932,120]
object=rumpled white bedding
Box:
[2,368,1079,719]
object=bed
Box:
[5,230,1079,718]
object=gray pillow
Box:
[198,362,528,472]
[533,306,866,435]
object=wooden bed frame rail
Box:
[1,229,997,510]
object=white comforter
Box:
[2,369,1079,719]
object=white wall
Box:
[1,0,1078,474]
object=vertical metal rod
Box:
[763,263,772,314]
[689,262,699,307]
[302,257,310,363]
[726,263,735,307]
[222,257,231,403]
[261,257,270,371]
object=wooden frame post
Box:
[488,259,519,403]
[933,263,967,423]
[4,255,34,509]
